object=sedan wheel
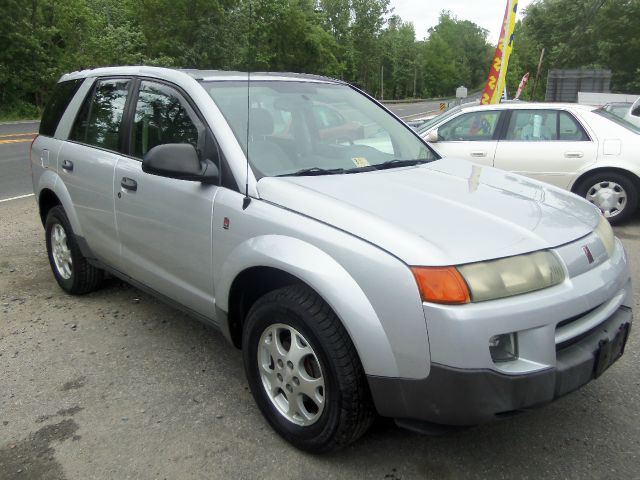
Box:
[576,172,638,224]
[586,181,627,219]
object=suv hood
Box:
[257,158,600,266]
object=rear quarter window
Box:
[39,79,83,137]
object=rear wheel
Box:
[242,285,374,452]
[575,172,638,224]
[45,206,103,294]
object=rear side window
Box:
[505,110,589,141]
[39,79,83,137]
[70,78,131,152]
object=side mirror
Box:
[142,143,219,184]
[425,129,439,143]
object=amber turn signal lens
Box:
[411,266,471,304]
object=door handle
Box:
[61,159,73,171]
[120,177,138,192]
[565,152,584,158]
[470,151,487,158]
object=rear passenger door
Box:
[430,110,502,166]
[59,77,132,268]
[114,79,220,319]
[494,109,598,189]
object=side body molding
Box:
[216,235,400,378]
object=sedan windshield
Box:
[595,108,640,134]
[201,80,437,177]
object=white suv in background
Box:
[624,97,640,128]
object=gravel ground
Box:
[1,197,640,480]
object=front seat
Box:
[249,108,295,175]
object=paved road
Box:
[1,196,639,479]
[384,101,445,120]
[0,122,39,201]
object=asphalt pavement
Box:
[0,121,38,201]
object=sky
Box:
[389,0,534,46]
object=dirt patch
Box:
[0,419,79,480]
[60,377,86,392]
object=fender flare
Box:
[216,235,400,378]
[36,171,84,238]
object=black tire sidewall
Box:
[45,206,80,292]
[577,172,638,224]
[243,299,343,450]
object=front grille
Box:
[555,302,606,352]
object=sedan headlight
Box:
[595,216,615,258]
[458,251,565,302]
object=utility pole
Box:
[381,65,384,101]
[413,65,417,98]
[531,48,545,101]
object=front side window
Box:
[70,78,130,151]
[202,80,436,178]
[438,111,500,141]
[131,81,200,158]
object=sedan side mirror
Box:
[425,129,439,143]
[142,143,219,184]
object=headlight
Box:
[458,251,565,302]
[595,216,615,258]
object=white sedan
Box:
[418,102,640,223]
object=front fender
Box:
[217,235,400,378]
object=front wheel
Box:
[242,285,374,452]
[575,172,638,224]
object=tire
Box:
[45,206,103,294]
[242,285,374,453]
[575,172,638,224]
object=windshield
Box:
[201,80,437,177]
[595,108,640,134]
[416,106,462,134]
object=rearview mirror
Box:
[142,143,219,184]
[425,129,439,143]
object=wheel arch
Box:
[570,166,640,194]
[216,235,400,377]
[35,172,84,237]
[38,188,62,226]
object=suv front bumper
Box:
[367,305,631,426]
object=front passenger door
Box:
[429,110,502,166]
[114,80,220,319]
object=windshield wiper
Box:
[371,159,430,170]
[278,167,346,177]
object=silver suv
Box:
[32,67,632,452]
